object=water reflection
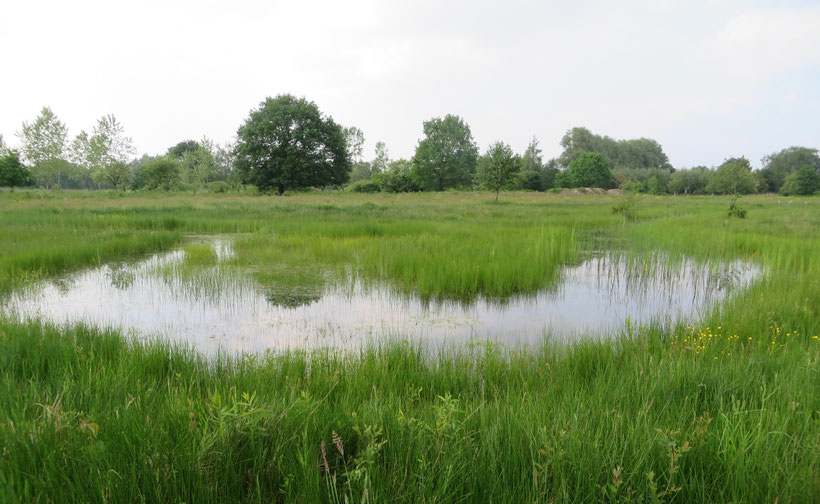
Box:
[1,238,762,355]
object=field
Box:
[0,191,818,503]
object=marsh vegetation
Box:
[0,191,818,502]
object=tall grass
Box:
[0,191,818,502]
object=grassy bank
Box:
[0,191,818,502]
[0,320,817,503]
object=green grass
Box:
[0,191,818,502]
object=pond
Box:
[1,236,763,354]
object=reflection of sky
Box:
[1,242,762,356]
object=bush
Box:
[780,166,820,196]
[514,170,542,191]
[0,153,31,187]
[706,157,758,195]
[209,181,230,193]
[348,179,381,193]
[568,152,612,188]
[141,157,182,190]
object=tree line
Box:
[2,97,819,197]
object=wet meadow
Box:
[0,191,818,502]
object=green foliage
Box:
[167,140,200,160]
[520,136,543,172]
[412,115,478,191]
[0,152,31,187]
[234,95,350,195]
[372,141,390,173]
[780,166,820,196]
[726,195,747,218]
[706,157,758,195]
[760,146,820,192]
[514,169,542,191]
[610,192,639,222]
[349,161,373,183]
[208,181,230,193]
[568,152,612,188]
[559,127,671,171]
[141,157,182,190]
[342,126,365,163]
[476,141,520,201]
[668,166,711,194]
[181,145,219,185]
[378,159,420,193]
[70,114,136,189]
[17,106,68,166]
[347,179,381,193]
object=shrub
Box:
[209,181,230,193]
[780,166,820,196]
[348,179,381,193]
[515,170,542,191]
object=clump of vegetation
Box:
[727,195,747,219]
[611,192,639,222]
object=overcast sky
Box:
[2,0,819,168]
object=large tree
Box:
[476,141,520,202]
[412,114,478,191]
[234,95,350,195]
[760,146,820,192]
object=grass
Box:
[0,190,818,502]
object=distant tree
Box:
[30,158,77,188]
[349,161,373,183]
[343,126,365,164]
[520,136,543,172]
[0,152,31,187]
[515,170,542,191]
[559,127,670,171]
[372,141,390,173]
[234,95,350,195]
[17,107,69,166]
[71,114,136,189]
[568,152,612,188]
[760,146,820,192]
[668,166,711,194]
[141,157,182,190]
[17,107,70,186]
[0,134,9,156]
[378,159,420,193]
[181,145,218,185]
[167,140,200,160]
[541,158,560,190]
[706,157,758,195]
[412,114,478,191]
[780,165,820,196]
[476,141,520,202]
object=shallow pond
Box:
[1,237,762,354]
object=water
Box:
[1,237,763,354]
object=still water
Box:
[1,237,762,354]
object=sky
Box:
[1,0,819,168]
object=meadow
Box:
[0,190,818,503]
